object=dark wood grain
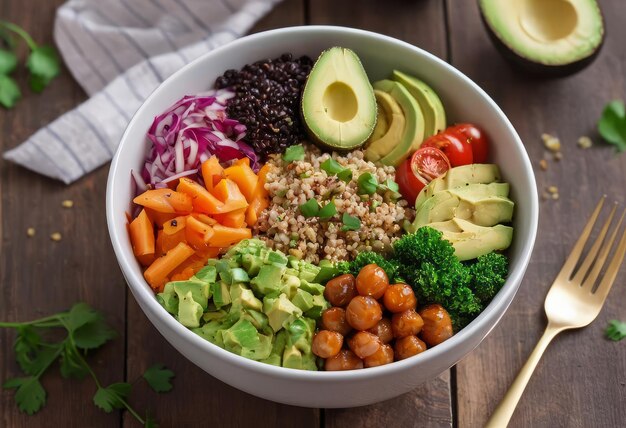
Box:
[448,1,626,427]
[0,1,126,426]
[122,2,319,427]
[307,1,452,426]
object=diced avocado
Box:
[173,280,210,310]
[280,274,301,299]
[177,290,203,328]
[415,164,502,210]
[263,293,303,333]
[212,281,232,309]
[156,282,179,315]
[286,317,315,354]
[284,267,300,278]
[301,352,318,371]
[304,294,331,320]
[240,288,263,311]
[260,354,282,367]
[193,265,217,284]
[251,265,285,296]
[241,309,269,331]
[193,320,225,347]
[365,90,406,162]
[312,266,341,285]
[297,261,321,282]
[301,47,377,151]
[299,279,325,296]
[291,289,314,312]
[241,333,273,361]
[282,345,303,370]
[202,309,227,322]
[265,250,288,267]
[241,254,264,277]
[219,267,250,285]
[222,319,273,361]
[430,217,514,261]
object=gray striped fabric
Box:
[3,0,281,184]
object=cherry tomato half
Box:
[449,123,489,164]
[396,147,451,205]
[421,130,473,167]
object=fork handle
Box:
[485,325,564,428]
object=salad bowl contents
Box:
[107,26,537,407]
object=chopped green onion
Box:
[283,144,305,162]
[318,201,337,220]
[357,172,378,195]
[341,213,361,231]
[321,158,344,175]
[299,198,320,218]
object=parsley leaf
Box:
[282,144,305,162]
[357,172,378,195]
[598,100,626,153]
[143,364,175,393]
[337,168,353,183]
[299,198,320,218]
[0,48,17,74]
[0,74,20,108]
[341,213,361,231]
[605,320,626,341]
[93,382,132,412]
[3,377,46,415]
[318,201,337,220]
[26,45,60,93]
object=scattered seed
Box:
[542,192,550,200]
[539,159,548,170]
[553,152,563,161]
[26,227,36,237]
[61,199,74,208]
[577,136,593,149]
[542,133,561,152]
[552,193,560,200]
[548,186,559,194]
[50,232,62,242]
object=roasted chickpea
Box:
[311,330,343,358]
[321,307,352,336]
[356,264,389,299]
[363,344,394,368]
[348,331,381,359]
[418,304,454,346]
[394,336,427,360]
[324,274,357,307]
[346,296,383,330]
[367,318,394,344]
[391,309,424,338]
[324,349,364,371]
[383,283,417,313]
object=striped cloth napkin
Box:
[3,0,281,184]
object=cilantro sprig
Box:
[0,303,174,426]
[321,158,353,183]
[598,100,626,153]
[0,20,60,108]
[605,319,626,342]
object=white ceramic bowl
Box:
[106,26,538,408]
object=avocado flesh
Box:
[479,0,604,75]
[392,70,446,137]
[365,90,406,162]
[301,47,377,150]
[373,80,425,167]
[429,218,513,261]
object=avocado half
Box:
[479,0,605,76]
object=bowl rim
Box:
[106,25,539,381]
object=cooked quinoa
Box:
[253,144,413,263]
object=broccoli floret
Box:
[337,251,402,282]
[392,227,482,329]
[468,253,509,303]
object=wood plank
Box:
[448,1,626,427]
[0,1,126,427]
[122,2,320,427]
[308,1,452,426]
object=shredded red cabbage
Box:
[134,89,258,192]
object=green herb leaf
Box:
[59,342,89,379]
[605,320,626,341]
[598,100,626,153]
[145,416,158,428]
[143,364,175,393]
[73,318,117,350]
[337,168,353,183]
[23,343,63,377]
[0,74,20,108]
[341,213,361,231]
[3,376,46,415]
[26,45,60,93]
[380,178,400,193]
[93,382,132,413]
[0,49,17,74]
[282,144,305,162]
[14,326,41,374]
[67,302,100,332]
[299,198,320,218]
[357,172,378,195]
[318,201,337,220]
[321,158,344,175]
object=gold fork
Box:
[486,196,626,427]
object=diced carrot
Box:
[171,267,196,282]
[213,208,247,228]
[155,230,165,257]
[201,156,224,192]
[163,215,187,235]
[129,209,156,267]
[212,178,249,213]
[133,189,193,214]
[245,195,269,227]
[145,208,177,228]
[224,163,258,202]
[191,213,217,226]
[144,242,195,290]
[185,216,215,250]
[169,248,220,280]
[159,228,187,253]
[177,177,226,214]
[235,157,250,167]
[207,224,252,248]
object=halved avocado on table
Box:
[479,0,605,76]
[301,47,377,151]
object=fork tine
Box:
[572,203,618,284]
[592,221,626,303]
[582,207,625,290]
[557,196,606,279]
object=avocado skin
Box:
[478,7,605,77]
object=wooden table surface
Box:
[1,0,625,426]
